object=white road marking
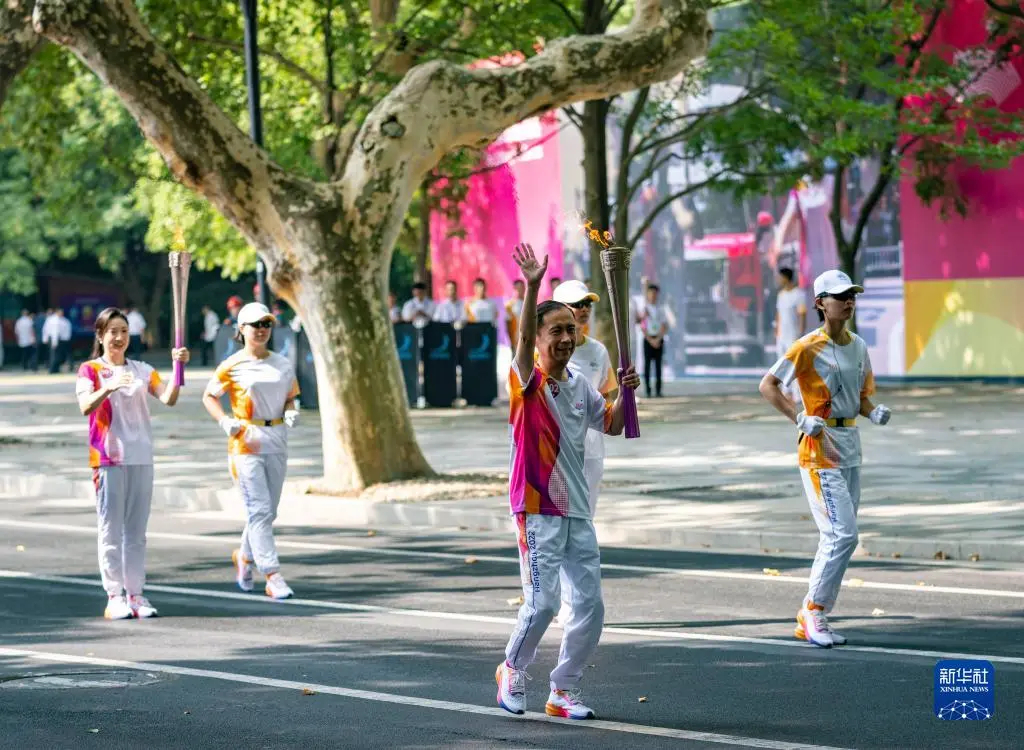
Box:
[4,569,1024,667]
[1,517,1022,600]
[0,646,851,750]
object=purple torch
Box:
[168,250,192,387]
[600,244,640,439]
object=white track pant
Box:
[94,465,154,596]
[231,453,288,575]
[505,513,605,691]
[558,451,603,616]
[800,467,861,613]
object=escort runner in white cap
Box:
[758,270,891,648]
[552,280,616,626]
[202,302,301,600]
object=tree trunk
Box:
[11,0,711,492]
[289,242,434,490]
[582,98,620,363]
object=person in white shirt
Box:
[775,267,807,401]
[387,291,402,324]
[14,310,36,370]
[43,309,68,374]
[402,283,435,328]
[465,277,498,325]
[126,305,147,359]
[202,302,301,601]
[636,284,668,398]
[200,305,221,366]
[775,267,807,356]
[552,280,617,628]
[432,280,466,325]
[504,279,525,346]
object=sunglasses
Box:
[568,300,593,310]
[823,291,857,302]
[246,320,275,329]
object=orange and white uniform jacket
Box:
[206,351,299,455]
[770,329,875,469]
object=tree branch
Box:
[545,0,583,33]
[341,0,712,241]
[626,168,728,248]
[985,0,1024,21]
[31,0,313,283]
[185,32,326,92]
[0,0,45,109]
[613,86,651,227]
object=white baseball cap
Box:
[237,302,275,325]
[552,279,600,305]
[813,270,864,298]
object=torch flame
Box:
[172,225,187,252]
[578,218,614,248]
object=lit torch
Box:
[168,227,192,387]
[580,219,640,439]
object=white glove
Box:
[219,416,243,437]
[796,411,826,437]
[869,404,891,426]
[284,409,299,428]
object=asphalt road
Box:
[1,492,1022,749]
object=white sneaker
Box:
[104,594,133,620]
[495,661,529,715]
[795,610,846,644]
[232,549,254,592]
[128,594,158,619]
[265,573,294,600]
[545,688,595,719]
[796,607,834,648]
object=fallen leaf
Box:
[917,581,928,586]
[464,556,478,564]
[848,578,864,587]
[457,526,469,531]
[871,608,885,616]
[934,551,949,560]
[638,696,648,703]
[969,553,981,562]
[891,552,902,559]
[762,568,781,576]
[16,545,25,552]
[799,515,811,521]
[507,595,524,607]
[700,543,711,549]
[366,530,377,537]
[302,688,317,696]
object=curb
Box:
[4,472,1023,564]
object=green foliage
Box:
[694,0,1024,251]
[1,0,576,292]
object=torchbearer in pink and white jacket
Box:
[494,243,641,721]
[76,307,189,621]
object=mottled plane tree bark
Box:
[1,0,710,490]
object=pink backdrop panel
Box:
[430,112,565,301]
[901,0,1024,282]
